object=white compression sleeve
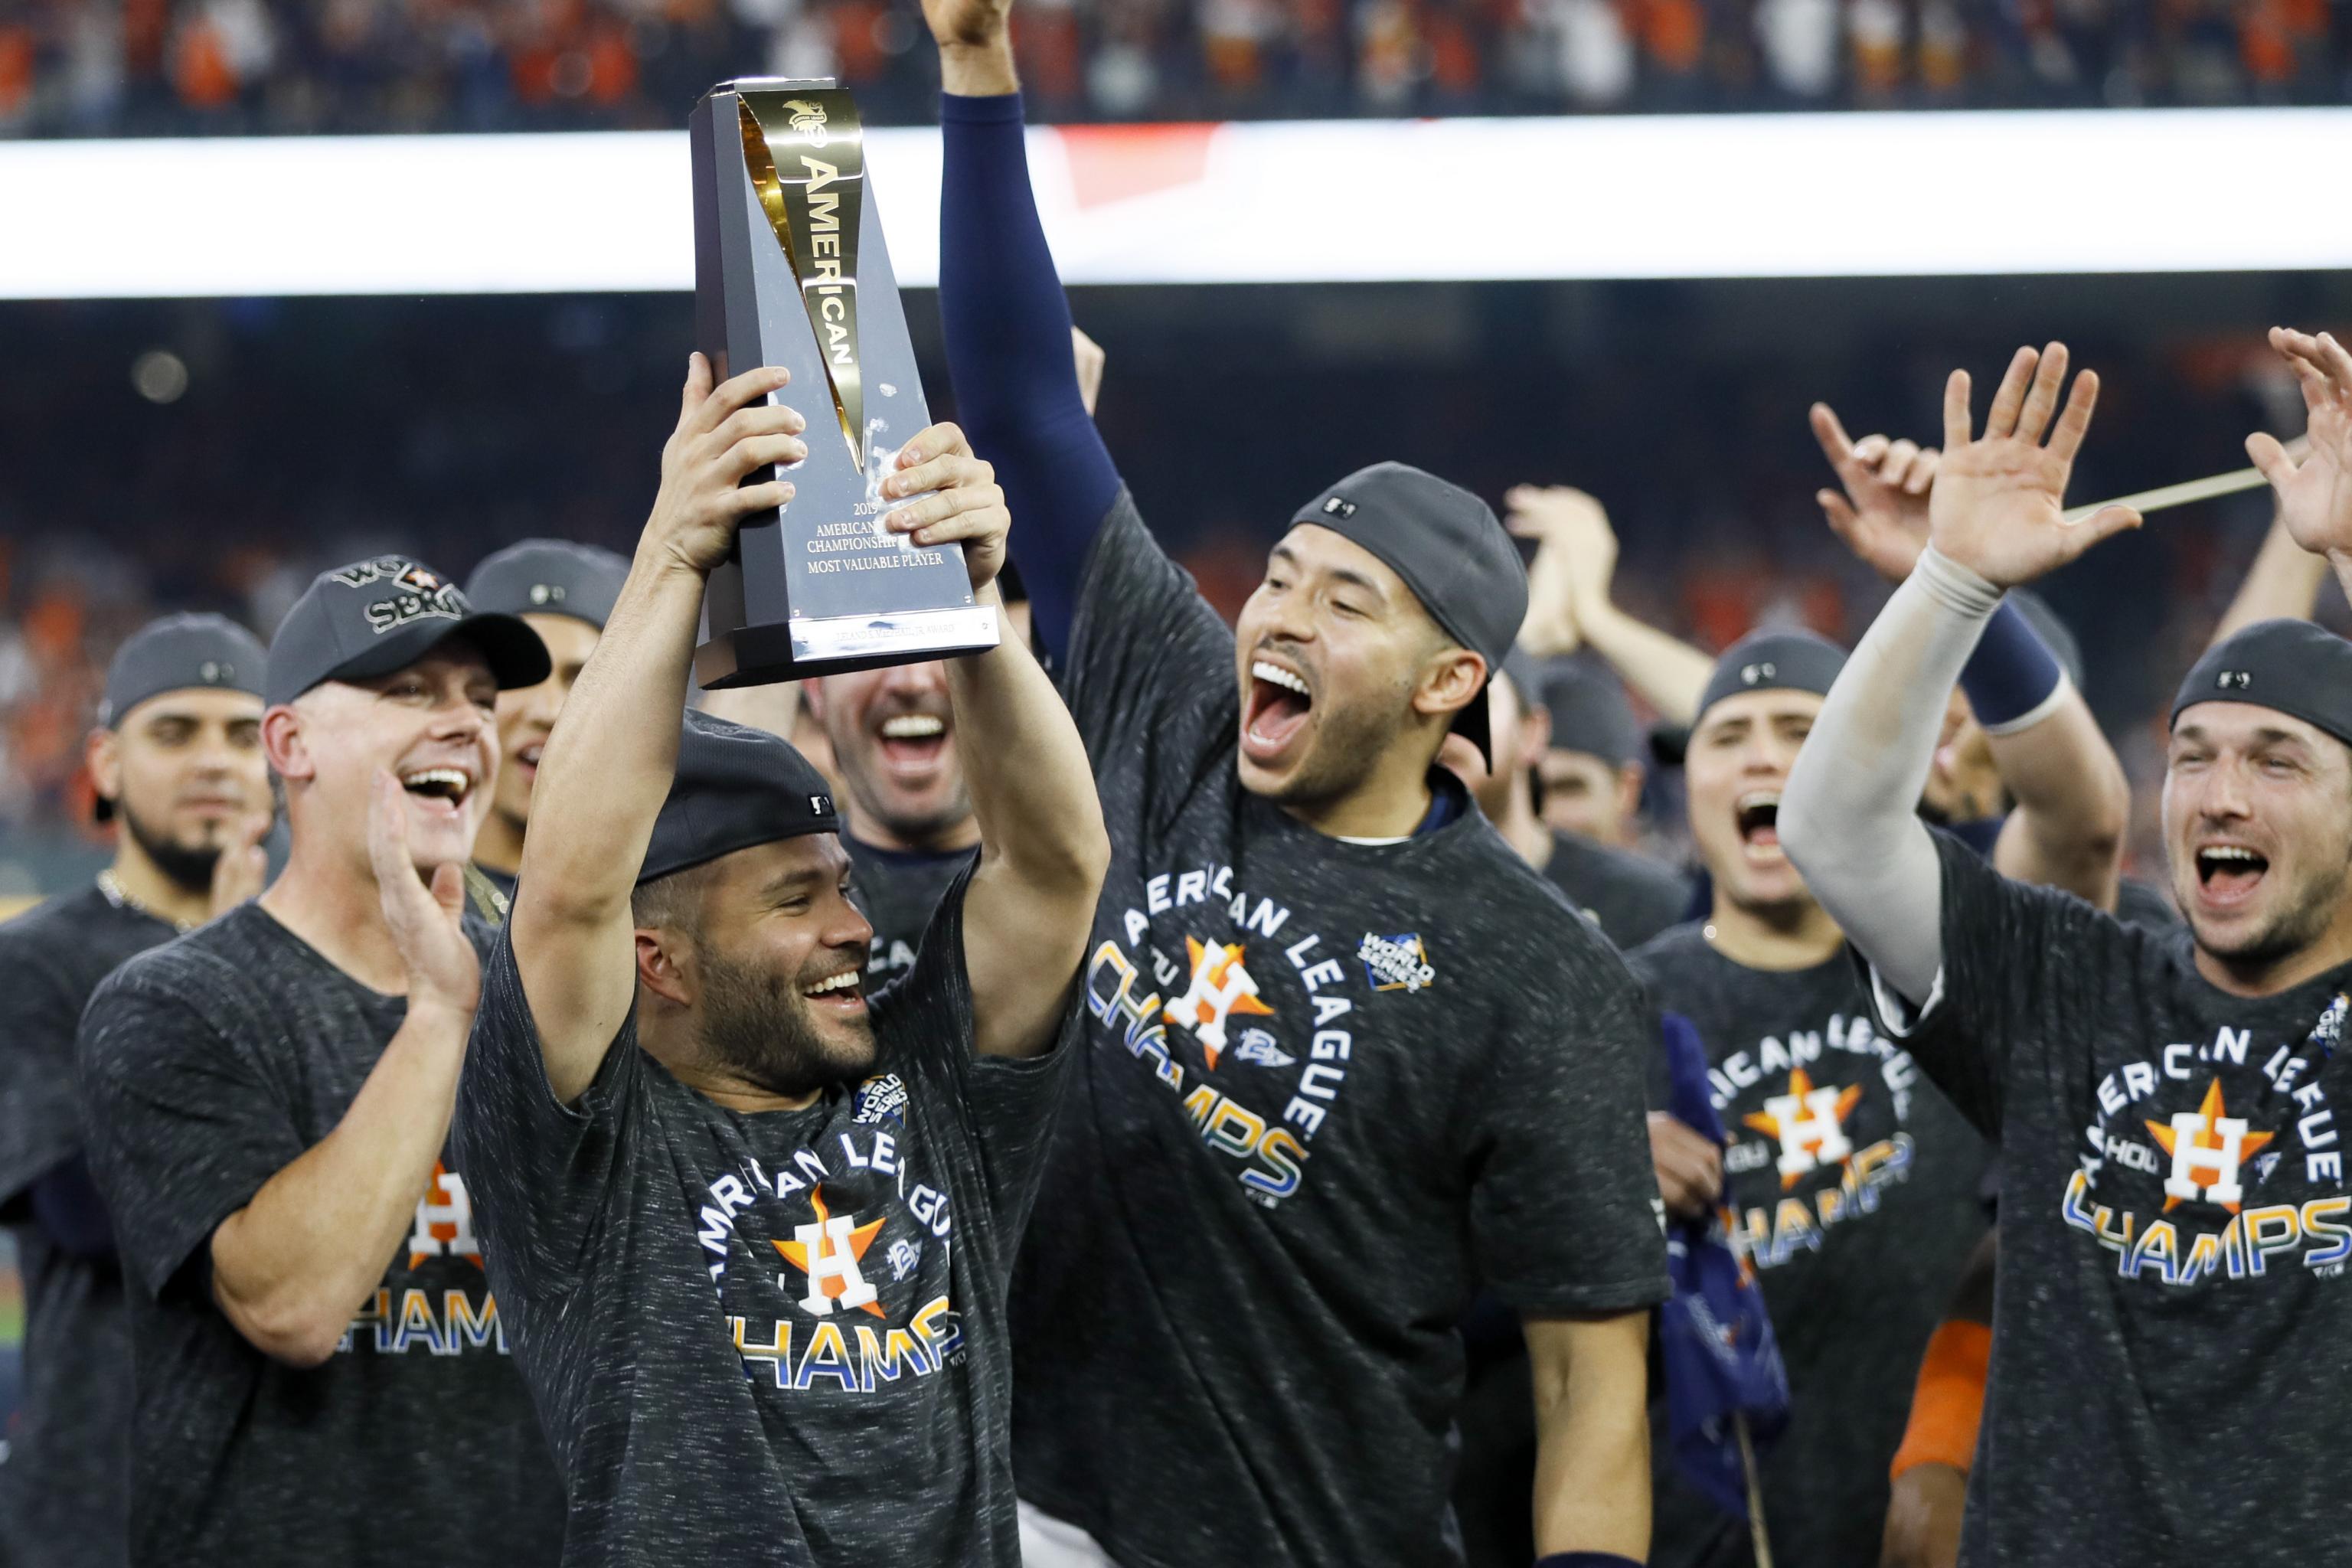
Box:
[1779,546,2003,1004]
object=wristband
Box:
[1958,598,2069,735]
[1889,1318,1991,1479]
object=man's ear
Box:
[261,704,312,783]
[1520,701,1552,763]
[635,928,694,1008]
[86,727,122,814]
[1411,648,1488,724]
[797,678,827,724]
[1615,760,1646,827]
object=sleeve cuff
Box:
[1868,959,1946,1039]
[939,90,1025,124]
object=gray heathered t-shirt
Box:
[0,885,175,1568]
[1877,833,2352,1566]
[1543,830,1693,950]
[1008,494,1670,1568]
[455,869,1070,1567]
[1631,923,1989,1568]
[845,837,978,981]
[76,903,565,1568]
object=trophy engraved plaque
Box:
[690,79,1000,685]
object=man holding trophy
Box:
[446,72,1109,1566]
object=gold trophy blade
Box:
[738,94,866,469]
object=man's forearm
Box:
[1988,691,2127,907]
[518,551,704,920]
[1782,549,1994,1002]
[210,1000,470,1365]
[1576,601,1711,727]
[1528,1314,1651,1558]
[2212,511,2331,645]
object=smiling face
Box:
[1684,688,1822,913]
[2164,703,2352,975]
[1233,523,1481,812]
[488,612,600,842]
[635,834,880,1100]
[805,659,971,850]
[93,688,271,891]
[266,644,500,878]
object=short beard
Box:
[2193,854,2352,972]
[695,939,877,1100]
[119,798,224,896]
[847,773,973,848]
[1249,688,1401,812]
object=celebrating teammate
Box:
[1779,329,2352,1563]
[449,357,1106,1565]
[0,614,270,1568]
[929,9,1668,1566]
[464,538,632,908]
[75,560,562,1566]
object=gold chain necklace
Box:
[96,868,200,934]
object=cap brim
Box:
[317,612,553,696]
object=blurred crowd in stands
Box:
[1,0,2348,136]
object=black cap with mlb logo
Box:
[2172,618,2352,750]
[1288,461,1527,764]
[639,708,841,884]
[265,555,551,709]
[93,612,270,822]
[464,539,631,631]
[1696,629,1849,722]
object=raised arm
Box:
[1506,485,1712,726]
[2211,508,2329,646]
[880,430,1109,1057]
[1782,345,2141,1004]
[1811,403,2128,908]
[2246,326,2352,610]
[929,0,1122,664]
[509,358,802,1102]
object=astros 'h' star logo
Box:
[1743,1067,1864,1189]
[773,1185,886,1318]
[1165,937,1276,1070]
[2147,1079,2275,1214]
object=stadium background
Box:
[2,0,2350,1450]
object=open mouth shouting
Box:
[1243,658,1315,766]
[876,711,950,780]
[399,766,477,818]
[1736,790,1783,863]
[2194,841,2269,910]
[802,965,867,1016]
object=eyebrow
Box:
[1270,542,1387,603]
[760,866,828,899]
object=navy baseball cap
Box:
[94,612,269,822]
[1696,629,1849,723]
[2171,619,2352,750]
[640,709,841,885]
[266,556,550,709]
[1289,461,1527,764]
[1537,658,1644,770]
[465,540,631,631]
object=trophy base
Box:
[695,604,1003,687]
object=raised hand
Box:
[368,771,479,1016]
[644,354,806,579]
[1929,342,2140,590]
[921,0,1012,47]
[207,809,273,920]
[880,423,1011,594]
[1504,485,1619,655]
[1811,403,1940,583]
[2247,327,2352,564]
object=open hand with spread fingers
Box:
[2248,326,2352,565]
[1810,402,1939,583]
[1504,485,1620,655]
[878,423,1011,594]
[368,770,479,1017]
[1928,341,2141,590]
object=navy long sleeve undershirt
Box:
[30,1153,117,1260]
[937,92,1122,663]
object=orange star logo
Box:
[2146,1079,2275,1214]
[1742,1067,1864,1189]
[772,1184,887,1318]
[1168,936,1276,1070]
